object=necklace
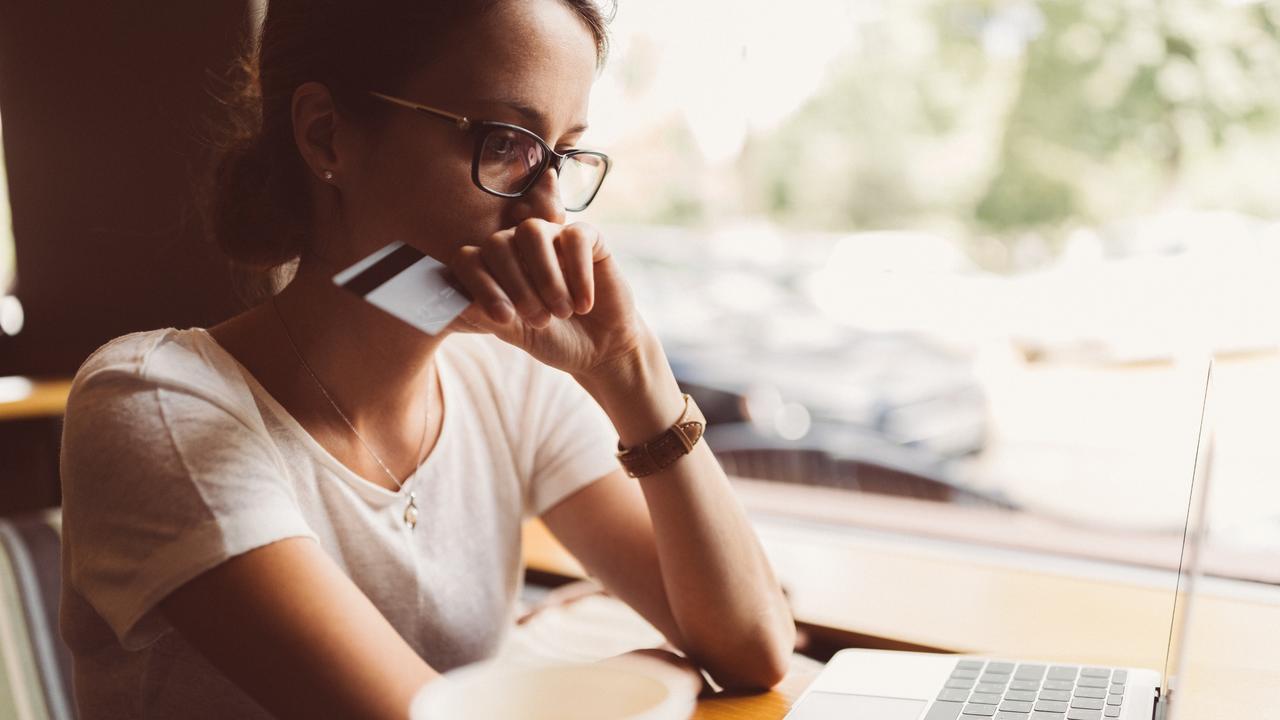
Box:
[271,297,430,530]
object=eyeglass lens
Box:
[477,126,606,210]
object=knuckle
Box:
[455,245,481,266]
[562,221,595,240]
[449,243,476,265]
[484,232,510,251]
[562,224,598,254]
[517,217,548,234]
[519,218,562,246]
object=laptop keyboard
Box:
[924,660,1128,720]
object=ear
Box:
[291,81,341,183]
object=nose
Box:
[505,164,566,227]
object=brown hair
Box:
[208,0,613,304]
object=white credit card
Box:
[332,242,471,336]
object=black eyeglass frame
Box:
[368,90,612,212]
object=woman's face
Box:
[334,0,600,267]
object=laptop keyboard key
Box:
[1043,680,1074,691]
[1031,713,1068,720]
[1076,677,1108,689]
[1006,690,1037,702]
[1047,667,1079,681]
[1038,690,1071,702]
[1067,710,1102,720]
[1073,687,1106,699]
[948,678,978,689]
[1035,700,1069,713]
[1015,664,1047,680]
[1106,695,1124,706]
[1111,670,1127,684]
[980,674,1012,685]
[1010,680,1041,691]
[1104,707,1121,717]
[1108,683,1125,694]
[977,683,1008,694]
[1080,668,1111,678]
[962,703,998,716]
[925,701,966,720]
[999,700,1034,713]
[1071,698,1105,710]
[969,693,1002,705]
[958,660,986,671]
[939,688,970,702]
[952,669,981,679]
[987,662,1016,674]
[996,713,1031,720]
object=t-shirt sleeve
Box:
[521,359,622,518]
[60,350,317,651]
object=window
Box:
[590,0,1280,584]
[0,107,22,337]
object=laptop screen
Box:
[1158,360,1214,719]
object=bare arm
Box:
[443,218,793,689]
[550,334,796,691]
[159,537,437,720]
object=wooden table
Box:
[13,376,1279,717]
[0,378,73,513]
[0,377,71,421]
[522,496,1280,720]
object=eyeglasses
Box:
[368,91,612,212]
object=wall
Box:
[0,1,251,378]
[0,2,251,513]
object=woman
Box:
[59,1,795,718]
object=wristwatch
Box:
[615,393,706,478]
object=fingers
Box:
[556,223,597,314]
[511,220,575,321]
[448,244,516,324]
[450,219,599,330]
[481,230,552,328]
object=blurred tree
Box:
[728,0,1280,262]
[976,0,1280,234]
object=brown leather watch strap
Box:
[615,393,706,478]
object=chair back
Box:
[0,510,75,720]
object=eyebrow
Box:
[478,98,589,138]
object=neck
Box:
[271,259,446,436]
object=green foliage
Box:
[741,0,1280,249]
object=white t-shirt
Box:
[59,327,621,719]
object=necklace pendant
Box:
[404,492,419,530]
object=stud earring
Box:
[322,170,335,182]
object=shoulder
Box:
[66,327,259,428]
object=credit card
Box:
[332,241,471,336]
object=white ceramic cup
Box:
[409,655,698,720]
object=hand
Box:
[442,218,650,378]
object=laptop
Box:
[784,361,1215,720]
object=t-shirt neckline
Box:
[188,326,453,502]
